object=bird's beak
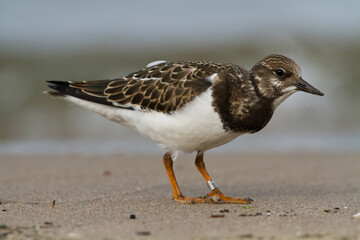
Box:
[294,78,324,96]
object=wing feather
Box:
[47,61,243,113]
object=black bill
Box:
[294,78,324,96]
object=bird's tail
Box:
[44,80,114,106]
[44,81,70,97]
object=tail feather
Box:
[45,80,114,106]
[43,90,66,97]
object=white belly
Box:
[62,89,242,153]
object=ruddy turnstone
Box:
[45,54,324,204]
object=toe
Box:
[173,195,210,204]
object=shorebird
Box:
[45,54,324,204]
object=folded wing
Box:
[47,61,216,114]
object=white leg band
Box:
[206,179,218,190]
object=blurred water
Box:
[1,132,359,155]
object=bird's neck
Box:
[212,72,274,133]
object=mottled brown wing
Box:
[63,61,219,113]
[103,62,216,113]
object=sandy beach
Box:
[0,152,359,239]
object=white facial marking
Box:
[281,85,297,94]
[254,75,268,96]
[146,60,167,68]
[270,77,282,88]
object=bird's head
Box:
[250,54,324,108]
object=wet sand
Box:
[0,153,359,239]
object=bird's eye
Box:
[274,68,285,77]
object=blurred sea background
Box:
[0,0,359,155]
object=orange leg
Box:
[195,152,253,204]
[162,153,212,204]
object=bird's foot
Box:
[204,188,253,204]
[172,194,213,204]
[171,189,253,204]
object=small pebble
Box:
[323,209,331,213]
[44,221,53,225]
[239,233,253,239]
[211,214,225,218]
[219,209,229,213]
[239,212,262,217]
[353,212,360,219]
[2,209,6,212]
[130,214,136,219]
[136,231,151,236]
[334,207,340,211]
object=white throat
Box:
[272,87,297,109]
